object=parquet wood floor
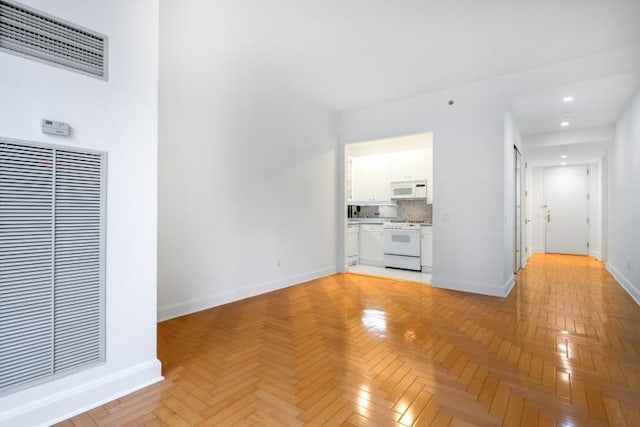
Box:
[57,254,640,426]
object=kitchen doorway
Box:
[543,165,589,255]
[344,132,433,284]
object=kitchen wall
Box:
[0,1,161,425]
[607,89,640,304]
[339,78,514,297]
[158,0,338,320]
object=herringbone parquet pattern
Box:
[57,254,640,426]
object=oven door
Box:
[383,229,420,257]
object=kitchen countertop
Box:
[347,219,387,224]
[347,219,432,226]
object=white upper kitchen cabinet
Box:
[351,155,391,202]
[390,149,426,181]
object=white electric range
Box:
[382,222,421,271]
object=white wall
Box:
[0,1,161,425]
[530,168,546,252]
[339,79,514,296]
[157,1,338,320]
[524,163,534,262]
[607,89,640,304]
[589,161,603,260]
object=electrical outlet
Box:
[627,260,632,271]
[277,259,281,268]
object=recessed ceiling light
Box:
[560,155,567,159]
[563,96,574,103]
[560,162,567,166]
[561,121,570,127]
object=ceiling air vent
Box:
[0,0,107,79]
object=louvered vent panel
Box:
[0,0,107,79]
[54,150,103,373]
[0,142,54,390]
[0,139,105,395]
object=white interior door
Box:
[544,165,588,255]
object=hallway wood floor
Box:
[58,254,640,426]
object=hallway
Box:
[58,254,640,426]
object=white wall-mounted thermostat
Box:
[42,119,71,136]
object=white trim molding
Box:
[430,275,515,298]
[606,262,640,306]
[590,251,603,261]
[0,359,162,427]
[158,267,337,322]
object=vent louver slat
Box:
[53,149,103,374]
[0,139,105,395]
[0,142,53,391]
[0,0,107,79]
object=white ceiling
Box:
[177,1,640,166]
[524,140,610,168]
[509,72,640,136]
[190,0,640,111]
[347,132,432,157]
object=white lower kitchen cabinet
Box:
[347,224,359,266]
[420,225,433,272]
[359,224,384,266]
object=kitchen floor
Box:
[348,264,432,284]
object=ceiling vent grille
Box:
[0,0,107,79]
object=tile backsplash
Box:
[350,200,433,223]
[396,199,432,223]
[356,205,397,218]
[356,206,378,218]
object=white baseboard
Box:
[0,359,162,427]
[158,266,336,321]
[532,247,545,253]
[430,275,515,298]
[606,262,640,306]
[590,250,603,261]
[358,259,385,267]
[522,249,533,268]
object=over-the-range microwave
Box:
[390,180,427,199]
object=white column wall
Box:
[0,1,161,425]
